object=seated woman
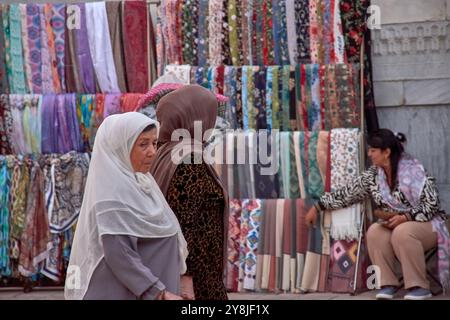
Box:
[305,129,448,300]
[65,112,188,300]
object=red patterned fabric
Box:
[123,1,149,93]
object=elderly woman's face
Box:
[130,128,158,173]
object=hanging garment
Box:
[38,4,55,94]
[24,4,43,94]
[51,4,66,93]
[123,0,149,93]
[0,94,12,154]
[181,0,195,65]
[18,162,52,277]
[294,199,310,291]
[65,93,83,152]
[74,3,96,94]
[242,199,262,291]
[120,93,143,113]
[327,238,368,293]
[64,5,78,93]
[19,4,32,94]
[254,66,267,130]
[208,0,224,66]
[8,4,27,94]
[295,0,311,63]
[40,94,57,153]
[282,199,297,292]
[44,152,90,234]
[9,157,30,242]
[329,128,361,241]
[85,2,120,94]
[340,0,378,132]
[0,5,9,94]
[41,233,63,281]
[22,94,41,154]
[105,1,128,92]
[164,65,191,84]
[226,199,242,292]
[300,200,330,292]
[227,0,239,66]
[0,157,11,276]
[43,4,61,93]
[103,93,121,118]
[55,94,72,153]
[9,94,28,154]
[77,94,95,152]
[253,131,280,199]
[285,0,298,65]
[2,5,13,94]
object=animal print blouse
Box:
[317,166,446,222]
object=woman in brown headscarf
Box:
[150,85,228,300]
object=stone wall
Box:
[372,0,450,211]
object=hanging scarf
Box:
[243,199,262,290]
[39,4,55,93]
[2,5,13,94]
[74,4,96,94]
[19,4,33,94]
[103,93,122,118]
[105,1,128,92]
[329,128,361,241]
[0,157,11,276]
[246,0,254,65]
[51,4,66,93]
[65,93,83,152]
[295,0,311,63]
[77,94,95,152]
[254,66,267,130]
[40,94,57,153]
[226,199,242,292]
[265,67,274,131]
[208,0,224,66]
[123,0,149,93]
[9,94,27,154]
[227,0,239,66]
[307,64,321,131]
[55,94,72,153]
[247,67,256,129]
[280,65,290,131]
[240,0,249,65]
[181,0,195,65]
[10,158,30,241]
[43,4,61,93]
[85,2,120,94]
[64,6,78,94]
[44,152,90,234]
[271,66,280,130]
[286,0,298,65]
[307,131,324,198]
[9,4,27,94]
[120,93,144,113]
[278,0,290,65]
[0,5,9,94]
[24,4,43,94]
[224,66,238,129]
[21,94,38,154]
[0,94,12,154]
[18,162,52,277]
[241,66,249,130]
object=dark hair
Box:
[142,123,157,132]
[367,129,406,188]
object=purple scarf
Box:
[103,93,121,118]
[74,3,95,94]
[40,94,57,153]
[65,93,83,152]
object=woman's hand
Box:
[180,275,195,300]
[384,214,408,229]
[161,291,184,300]
[305,206,318,227]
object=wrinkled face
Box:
[368,147,391,167]
[130,128,158,173]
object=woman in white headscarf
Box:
[64,112,188,300]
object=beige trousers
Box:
[366,221,437,289]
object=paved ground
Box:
[0,288,449,300]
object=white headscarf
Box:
[64,112,188,300]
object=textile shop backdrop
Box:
[0,0,376,293]
[0,0,157,286]
[157,0,376,294]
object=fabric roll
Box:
[285,0,298,65]
[243,199,262,291]
[208,0,224,66]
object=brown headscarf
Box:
[150,85,229,271]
